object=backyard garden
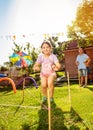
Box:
[0,1,93,129]
[0,80,93,130]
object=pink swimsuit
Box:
[36,53,58,77]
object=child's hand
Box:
[33,66,40,72]
[76,61,79,66]
[84,61,88,67]
[52,65,58,71]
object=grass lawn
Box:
[0,83,93,130]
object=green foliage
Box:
[67,22,79,40]
[22,42,39,74]
[67,0,93,41]
[48,36,64,62]
[0,66,9,71]
[76,0,93,38]
[12,42,23,52]
[77,38,93,48]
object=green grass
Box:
[0,84,93,130]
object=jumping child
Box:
[33,41,61,103]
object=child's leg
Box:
[48,74,56,98]
[80,76,84,85]
[41,76,48,98]
[85,76,87,86]
[79,70,83,86]
[84,69,88,87]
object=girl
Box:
[33,41,61,103]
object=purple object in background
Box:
[16,76,38,88]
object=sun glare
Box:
[0,0,83,65]
[4,0,81,35]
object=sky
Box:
[0,0,83,65]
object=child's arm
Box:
[84,57,91,67]
[52,62,61,71]
[75,61,79,66]
[33,62,40,72]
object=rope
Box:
[0,103,40,109]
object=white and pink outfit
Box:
[36,53,59,77]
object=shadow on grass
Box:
[37,101,68,130]
[13,99,24,116]
[0,85,14,94]
[87,86,93,92]
[70,107,89,130]
[21,123,31,130]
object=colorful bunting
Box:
[0,33,64,41]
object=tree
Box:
[76,0,93,38]
[12,42,23,52]
[23,42,39,64]
[47,36,64,63]
[67,0,93,39]
[23,42,39,74]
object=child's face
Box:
[78,48,84,54]
[41,43,52,55]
